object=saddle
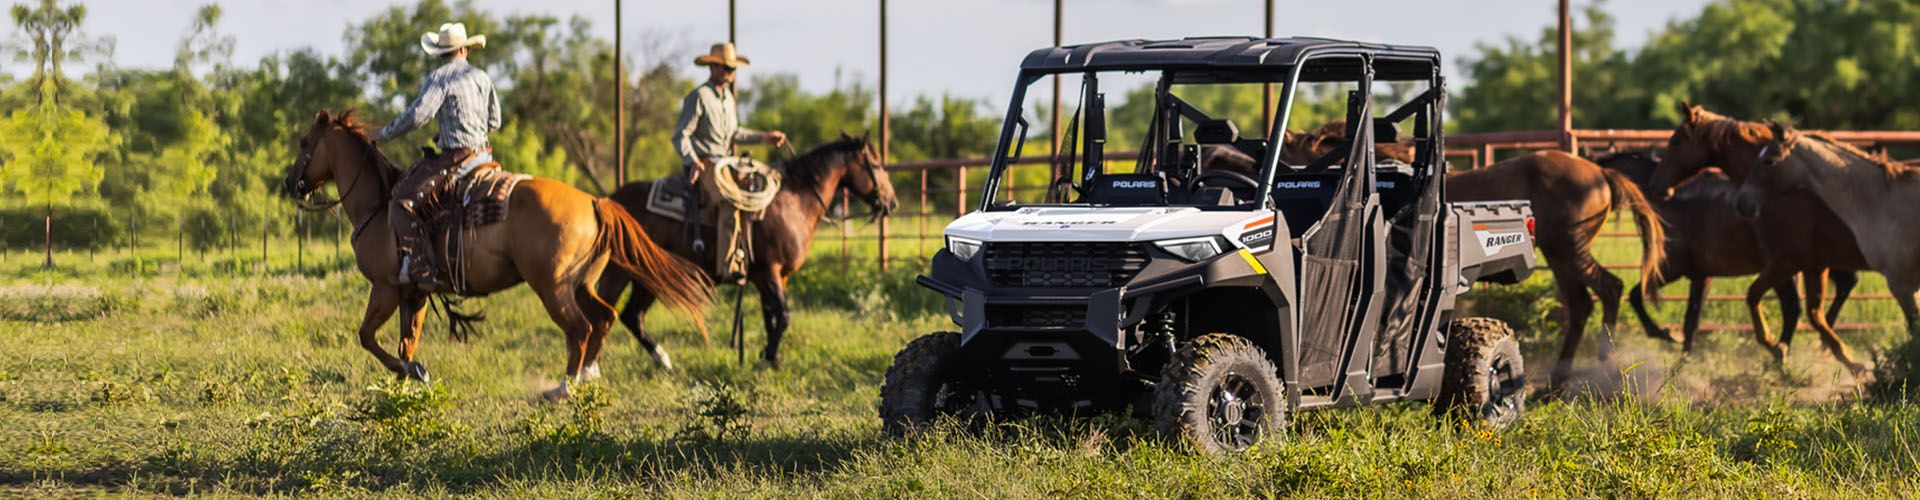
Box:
[421,158,529,294]
[645,157,781,278]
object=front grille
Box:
[988,305,1087,329]
[983,242,1149,288]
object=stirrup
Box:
[396,258,415,285]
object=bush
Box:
[1455,273,1561,341]
[0,203,120,250]
[787,256,944,320]
[0,285,130,322]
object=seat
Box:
[1085,173,1166,206]
[1270,170,1345,238]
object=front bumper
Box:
[916,244,1282,407]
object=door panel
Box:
[1296,113,1383,388]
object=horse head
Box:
[1734,121,1803,218]
[282,111,339,202]
[834,132,898,218]
[281,110,389,209]
[1653,101,1773,198]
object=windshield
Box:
[984,71,1282,210]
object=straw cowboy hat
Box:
[420,23,487,56]
[693,43,751,69]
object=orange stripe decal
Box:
[1244,215,1276,230]
[1472,224,1488,230]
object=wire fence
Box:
[13,127,1920,333]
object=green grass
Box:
[3,213,1917,496]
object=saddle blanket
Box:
[644,174,695,223]
[448,163,529,228]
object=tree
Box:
[1451,3,1640,132]
[4,0,112,267]
[0,80,112,267]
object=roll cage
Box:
[978,37,1447,213]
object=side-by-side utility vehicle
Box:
[879,37,1537,452]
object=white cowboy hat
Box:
[693,43,751,69]
[420,23,486,56]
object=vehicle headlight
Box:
[947,236,983,261]
[1155,236,1224,262]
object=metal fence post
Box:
[955,165,967,217]
[297,211,306,274]
[840,187,851,266]
[925,169,933,255]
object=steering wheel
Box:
[1192,169,1259,195]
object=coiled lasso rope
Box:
[709,157,781,213]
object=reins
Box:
[794,146,886,224]
[294,126,396,245]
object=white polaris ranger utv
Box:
[880,37,1537,453]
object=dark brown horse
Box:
[1650,104,1869,372]
[1602,152,1859,350]
[280,111,712,399]
[600,136,898,368]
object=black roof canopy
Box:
[1019,37,1440,82]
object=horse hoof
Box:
[541,384,572,402]
[582,363,603,382]
[652,346,675,371]
[405,361,431,383]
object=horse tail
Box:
[1602,168,1666,304]
[592,198,713,322]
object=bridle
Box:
[801,145,890,223]
[286,125,394,243]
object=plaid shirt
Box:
[672,81,769,165]
[377,58,501,151]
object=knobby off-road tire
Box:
[1434,317,1527,428]
[878,331,974,437]
[1154,334,1285,454]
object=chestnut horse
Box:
[601,136,898,368]
[1207,126,1666,389]
[1448,150,1665,389]
[1602,151,1858,351]
[1650,104,1868,372]
[280,111,711,398]
[1737,123,1915,370]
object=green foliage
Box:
[1454,0,1920,131]
[675,380,755,443]
[0,202,116,248]
[743,74,875,153]
[1456,273,1562,342]
[0,81,112,208]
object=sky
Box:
[65,0,1715,108]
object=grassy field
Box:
[3,215,1918,497]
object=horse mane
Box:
[779,136,870,190]
[1685,108,1772,152]
[328,109,402,186]
[1798,132,1920,183]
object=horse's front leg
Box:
[357,286,408,377]
[395,292,431,382]
[753,266,792,369]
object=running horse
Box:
[1650,104,1868,372]
[601,135,898,368]
[1737,123,1909,373]
[1601,151,1859,352]
[280,111,712,398]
